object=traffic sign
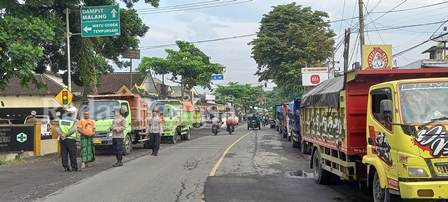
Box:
[211,74,224,80]
[81,5,120,37]
[55,88,73,108]
[122,49,141,59]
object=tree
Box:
[0,16,55,88]
[0,0,159,93]
[250,3,335,95]
[213,82,265,112]
[139,41,224,98]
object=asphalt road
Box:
[0,127,210,202]
[204,128,372,202]
[1,125,373,202]
[41,126,246,202]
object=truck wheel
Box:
[292,137,299,148]
[301,142,310,154]
[171,135,177,144]
[124,135,132,155]
[373,172,390,202]
[312,150,330,185]
[184,128,191,140]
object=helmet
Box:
[67,106,77,113]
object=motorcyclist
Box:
[226,114,237,133]
[211,114,222,135]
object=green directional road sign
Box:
[81,5,120,37]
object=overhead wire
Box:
[140,34,256,50]
[370,1,448,14]
[138,0,254,14]
[137,0,222,11]
[365,0,407,26]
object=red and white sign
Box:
[301,67,329,86]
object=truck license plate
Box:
[93,138,102,144]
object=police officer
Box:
[56,107,78,172]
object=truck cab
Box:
[78,99,133,154]
[156,100,192,144]
[364,77,448,199]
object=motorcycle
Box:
[227,124,235,135]
[212,123,220,136]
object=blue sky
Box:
[119,0,448,87]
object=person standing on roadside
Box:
[110,107,126,167]
[78,112,96,169]
[56,107,78,172]
[147,108,163,156]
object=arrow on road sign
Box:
[83,26,92,33]
[111,9,117,18]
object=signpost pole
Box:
[66,8,72,92]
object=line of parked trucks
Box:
[273,67,448,201]
[78,94,194,155]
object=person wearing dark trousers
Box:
[147,108,163,156]
[56,107,79,172]
[111,107,126,167]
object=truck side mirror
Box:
[380,99,393,123]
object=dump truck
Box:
[301,68,448,201]
[288,97,301,148]
[155,100,192,144]
[79,93,148,154]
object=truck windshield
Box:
[79,101,119,120]
[400,82,448,124]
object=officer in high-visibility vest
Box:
[56,107,78,172]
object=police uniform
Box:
[58,117,78,171]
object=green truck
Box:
[155,100,193,144]
[79,94,149,154]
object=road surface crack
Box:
[184,159,200,171]
[175,180,187,202]
[185,182,200,200]
[252,130,261,175]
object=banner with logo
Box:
[301,67,329,86]
[362,44,393,70]
[0,126,35,152]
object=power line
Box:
[364,3,385,44]
[137,0,222,11]
[371,1,448,14]
[138,0,254,14]
[394,20,448,57]
[140,34,256,50]
[365,0,407,26]
[352,19,448,33]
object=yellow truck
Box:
[301,68,448,201]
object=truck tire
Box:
[184,128,191,140]
[301,142,311,154]
[171,135,177,144]
[292,136,300,148]
[372,172,390,202]
[124,135,132,155]
[312,150,330,185]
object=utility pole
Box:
[358,0,366,67]
[343,28,351,88]
[66,8,72,92]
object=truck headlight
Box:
[108,132,113,137]
[408,167,428,177]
